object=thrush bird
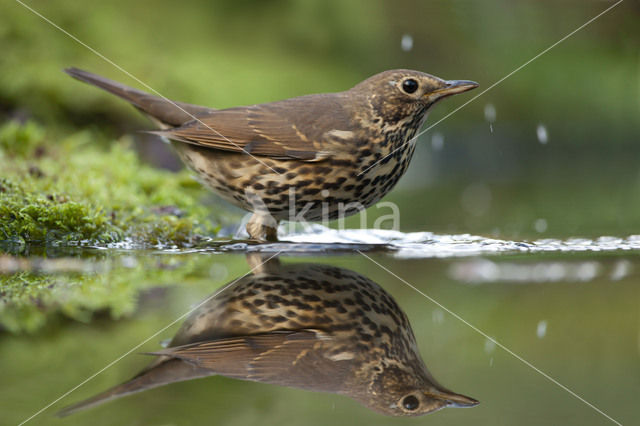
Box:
[58,256,477,417]
[65,68,477,241]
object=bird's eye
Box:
[402,395,420,411]
[401,79,419,94]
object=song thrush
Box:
[58,256,477,417]
[65,68,477,241]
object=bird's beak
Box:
[427,80,479,100]
[424,388,479,409]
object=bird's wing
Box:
[152,95,352,161]
[151,330,352,393]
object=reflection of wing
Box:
[154,330,352,393]
[153,95,350,161]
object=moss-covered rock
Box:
[0,120,234,249]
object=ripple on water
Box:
[26,225,640,258]
[278,225,640,258]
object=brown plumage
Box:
[65,68,477,240]
[57,256,477,417]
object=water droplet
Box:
[432,308,444,324]
[534,218,548,233]
[536,124,548,144]
[610,260,631,281]
[484,338,496,354]
[536,320,547,339]
[431,132,444,151]
[400,34,413,52]
[484,103,496,122]
[576,262,599,281]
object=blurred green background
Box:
[1,1,639,425]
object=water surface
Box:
[2,228,638,425]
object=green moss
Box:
[0,116,239,334]
[0,120,233,249]
[0,120,45,157]
[0,253,244,334]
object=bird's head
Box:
[351,69,478,125]
[352,362,479,417]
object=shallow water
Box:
[2,225,638,426]
[86,224,640,258]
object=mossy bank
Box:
[0,120,235,249]
[0,120,241,332]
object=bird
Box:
[58,255,478,417]
[65,68,478,241]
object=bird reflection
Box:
[59,255,477,417]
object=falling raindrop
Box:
[484,104,496,133]
[536,124,548,144]
[484,338,496,354]
[484,104,496,122]
[432,308,444,324]
[401,34,413,52]
[534,218,548,233]
[431,132,444,151]
[536,320,547,339]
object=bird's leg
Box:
[246,213,279,242]
[245,253,282,274]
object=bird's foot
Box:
[246,214,279,242]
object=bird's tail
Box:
[56,357,215,417]
[64,67,214,127]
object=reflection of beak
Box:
[427,80,479,100]
[425,388,479,409]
